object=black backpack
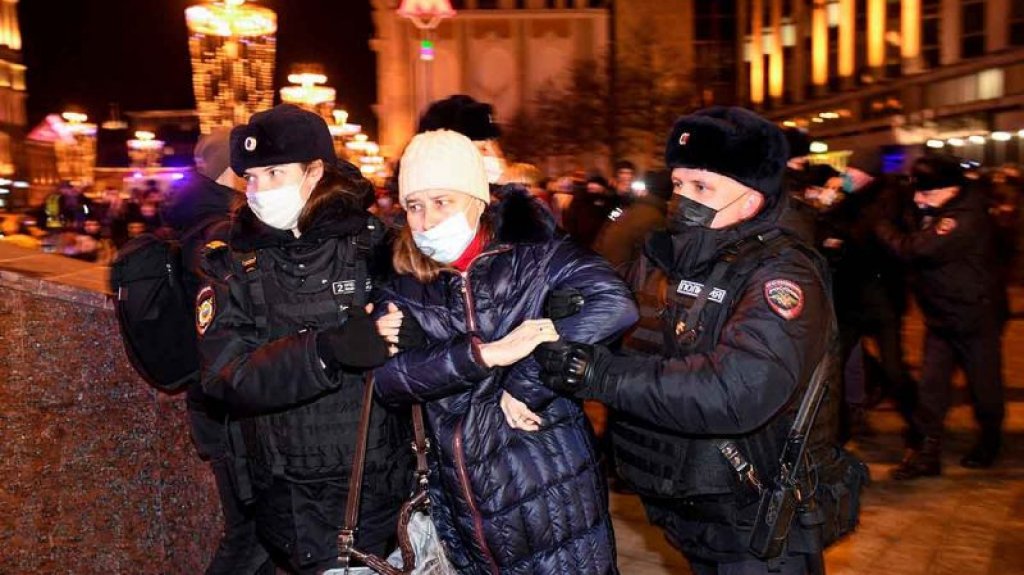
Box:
[109,221,218,392]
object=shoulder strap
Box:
[340,375,430,572]
[231,249,269,337]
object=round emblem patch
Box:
[764,279,804,320]
[244,136,257,152]
[679,132,691,146]
[935,217,957,236]
[196,286,216,335]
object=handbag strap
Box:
[339,374,432,574]
[411,404,430,488]
[340,374,376,568]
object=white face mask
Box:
[413,210,478,264]
[246,171,308,233]
[482,155,506,184]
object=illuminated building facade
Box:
[185,0,277,135]
[371,0,609,157]
[0,0,26,207]
[730,0,1024,166]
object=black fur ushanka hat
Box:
[664,106,790,200]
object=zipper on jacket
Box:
[450,246,510,575]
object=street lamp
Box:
[396,0,456,115]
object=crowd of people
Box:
[79,94,1024,575]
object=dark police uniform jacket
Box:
[197,200,413,570]
[597,213,838,564]
[875,185,1003,334]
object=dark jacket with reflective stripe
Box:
[374,190,638,575]
[198,200,413,569]
[595,206,836,563]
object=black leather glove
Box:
[544,287,585,320]
[316,310,390,372]
[397,311,427,350]
[534,341,607,397]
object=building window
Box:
[961,0,985,59]
[1012,0,1024,46]
[921,0,940,68]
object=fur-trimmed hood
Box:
[484,185,558,247]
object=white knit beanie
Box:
[399,129,491,207]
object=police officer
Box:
[876,155,1006,478]
[536,107,847,575]
[160,129,271,574]
[416,94,507,185]
[196,104,415,574]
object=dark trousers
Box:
[190,407,273,575]
[688,552,823,575]
[838,313,916,434]
[914,326,1005,440]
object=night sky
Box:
[18,0,378,136]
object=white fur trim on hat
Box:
[399,130,490,206]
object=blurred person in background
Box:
[876,155,1006,478]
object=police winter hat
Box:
[230,104,338,176]
[911,155,965,191]
[417,94,501,141]
[664,106,790,198]
[399,130,491,206]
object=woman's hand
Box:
[374,302,428,356]
[500,391,542,432]
[371,303,403,356]
[477,319,559,368]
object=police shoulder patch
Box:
[935,217,957,236]
[764,279,804,320]
[196,285,216,335]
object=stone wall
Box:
[0,267,219,573]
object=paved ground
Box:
[611,289,1024,575]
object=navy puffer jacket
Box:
[374,190,638,575]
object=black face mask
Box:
[669,192,749,232]
[669,195,719,232]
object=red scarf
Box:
[451,229,487,271]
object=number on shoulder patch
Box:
[764,279,804,320]
[196,286,216,335]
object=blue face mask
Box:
[413,210,478,264]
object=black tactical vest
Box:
[233,235,411,493]
[614,233,838,507]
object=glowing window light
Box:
[947,138,965,147]
[61,112,88,124]
[967,135,985,145]
[991,132,1012,142]
[809,141,829,154]
[926,139,945,148]
[782,121,797,128]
